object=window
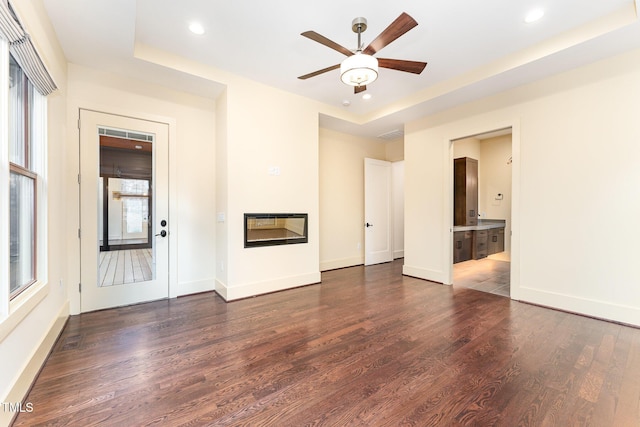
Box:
[0,0,56,330]
[8,54,38,298]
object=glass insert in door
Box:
[98,132,155,287]
[101,178,150,246]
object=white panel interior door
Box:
[364,158,393,266]
[80,110,169,312]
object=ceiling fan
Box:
[298,12,428,94]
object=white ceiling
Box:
[41,0,640,138]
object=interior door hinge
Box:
[77,118,80,130]
[78,228,81,238]
[78,283,81,293]
[78,174,81,184]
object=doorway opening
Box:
[452,128,512,297]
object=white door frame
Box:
[364,158,393,266]
[75,108,178,313]
[444,120,521,301]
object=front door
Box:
[79,110,169,312]
[364,158,393,265]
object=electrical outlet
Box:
[268,166,281,176]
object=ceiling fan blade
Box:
[301,31,354,57]
[354,85,367,94]
[377,58,427,74]
[298,64,340,80]
[363,12,418,55]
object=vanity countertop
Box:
[453,219,506,232]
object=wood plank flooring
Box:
[13,260,640,426]
[99,249,152,287]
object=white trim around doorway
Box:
[444,119,521,301]
[69,105,178,314]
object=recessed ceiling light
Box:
[189,22,205,35]
[524,9,544,23]
[362,93,372,100]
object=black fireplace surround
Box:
[244,213,308,248]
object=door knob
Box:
[365,222,373,228]
[155,230,167,237]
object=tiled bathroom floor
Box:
[453,256,510,297]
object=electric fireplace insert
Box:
[244,213,308,248]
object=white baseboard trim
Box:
[402,264,447,285]
[215,279,228,301]
[393,250,404,259]
[320,256,363,272]
[519,286,640,327]
[177,278,216,297]
[1,301,69,427]
[219,272,322,301]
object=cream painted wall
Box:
[66,64,217,311]
[479,135,512,254]
[0,1,69,424]
[405,48,640,326]
[127,42,323,301]
[403,128,448,283]
[319,129,406,270]
[386,139,405,261]
[319,128,386,270]
[217,79,321,300]
[385,138,404,162]
[215,90,228,288]
[131,44,330,300]
[453,137,481,160]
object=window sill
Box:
[0,280,49,343]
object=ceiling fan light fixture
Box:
[340,53,378,86]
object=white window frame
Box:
[0,36,48,336]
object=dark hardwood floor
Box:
[14,260,640,426]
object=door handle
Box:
[365,222,373,228]
[156,220,168,237]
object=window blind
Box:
[0,0,57,95]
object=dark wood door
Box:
[454,157,478,226]
[466,159,478,225]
